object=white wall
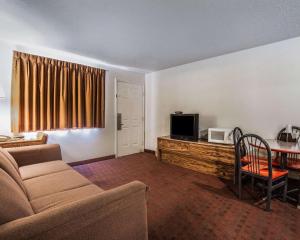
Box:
[145,37,300,150]
[0,40,145,163]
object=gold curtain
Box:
[11,51,105,133]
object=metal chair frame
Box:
[236,134,288,211]
[277,126,300,143]
[233,127,244,185]
[277,126,300,209]
[277,126,300,166]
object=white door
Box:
[117,81,144,156]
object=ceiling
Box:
[1,0,300,72]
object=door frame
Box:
[114,78,145,157]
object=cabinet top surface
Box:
[158,136,234,149]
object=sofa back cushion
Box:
[1,148,19,169]
[0,148,26,193]
[0,169,34,224]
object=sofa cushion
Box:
[0,169,34,224]
[0,148,19,170]
[6,144,62,167]
[31,184,104,213]
[0,148,26,193]
[19,160,71,180]
[24,169,91,200]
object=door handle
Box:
[117,113,122,130]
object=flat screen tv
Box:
[170,114,199,141]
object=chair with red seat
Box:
[277,126,300,169]
[233,127,262,190]
[236,134,288,211]
[232,128,278,168]
[277,126,300,208]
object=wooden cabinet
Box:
[157,136,235,179]
[0,133,48,148]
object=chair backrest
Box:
[233,127,247,159]
[277,126,300,142]
[236,134,272,178]
[0,148,26,193]
[277,126,300,164]
[233,127,244,146]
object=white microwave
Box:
[208,128,233,144]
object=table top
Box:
[264,139,300,154]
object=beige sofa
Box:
[0,144,148,240]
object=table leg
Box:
[280,153,288,169]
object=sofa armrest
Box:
[0,181,148,240]
[6,144,62,167]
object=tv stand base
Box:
[157,136,235,179]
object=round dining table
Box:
[264,139,300,169]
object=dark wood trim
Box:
[68,155,116,166]
[144,149,156,154]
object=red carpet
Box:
[73,153,299,240]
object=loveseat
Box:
[0,144,148,240]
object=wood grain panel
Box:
[161,152,233,179]
[158,139,190,152]
[157,136,235,179]
[189,143,234,165]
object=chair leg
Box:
[238,170,242,200]
[251,176,255,191]
[233,161,236,185]
[266,180,272,211]
[283,176,287,202]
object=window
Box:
[11,51,105,132]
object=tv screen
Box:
[170,114,199,140]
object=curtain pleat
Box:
[39,60,45,131]
[71,68,77,127]
[32,60,38,131]
[77,71,83,128]
[85,73,91,128]
[53,63,59,129]
[11,51,105,133]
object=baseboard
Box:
[68,155,116,166]
[144,149,156,154]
